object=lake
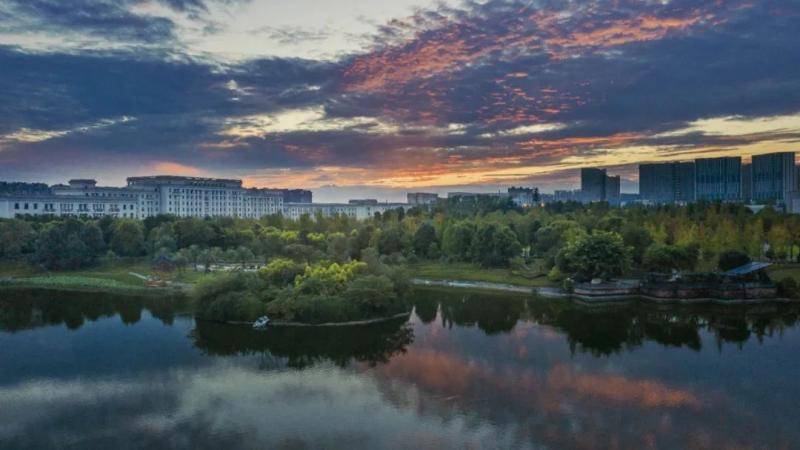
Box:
[1,287,799,449]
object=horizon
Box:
[1,0,798,202]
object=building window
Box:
[24,203,28,210]
[14,203,19,209]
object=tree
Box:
[326,232,350,263]
[376,226,405,255]
[556,231,630,281]
[621,224,653,265]
[718,250,751,272]
[0,219,35,259]
[344,275,398,313]
[412,223,438,258]
[642,243,699,272]
[472,223,522,267]
[173,218,216,248]
[33,220,98,270]
[441,221,475,261]
[534,219,583,257]
[110,220,145,256]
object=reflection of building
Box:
[407,192,439,205]
[639,162,695,204]
[751,152,796,204]
[695,157,742,201]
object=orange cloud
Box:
[148,161,207,177]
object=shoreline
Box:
[0,277,185,296]
[411,278,798,305]
[219,312,412,328]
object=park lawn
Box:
[409,261,554,287]
[766,264,800,283]
[1,259,156,287]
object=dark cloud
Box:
[2,0,177,43]
[1,0,800,191]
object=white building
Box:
[0,176,411,221]
[0,176,283,220]
[283,202,410,221]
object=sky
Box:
[0,0,799,202]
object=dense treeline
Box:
[2,198,800,281]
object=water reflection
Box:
[0,287,188,331]
[413,288,800,354]
[191,318,414,368]
[1,287,799,449]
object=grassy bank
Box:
[766,264,800,283]
[0,259,208,294]
[0,275,183,295]
[409,261,554,287]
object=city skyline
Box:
[1,1,799,202]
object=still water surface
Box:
[1,287,800,449]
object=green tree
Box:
[556,231,630,281]
[472,223,522,267]
[642,243,699,272]
[0,219,36,259]
[173,218,216,248]
[441,221,475,261]
[110,220,145,256]
[412,223,438,258]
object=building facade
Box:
[695,157,742,201]
[639,162,695,204]
[407,192,440,205]
[0,176,284,220]
[751,152,796,204]
[580,168,607,202]
[282,202,410,221]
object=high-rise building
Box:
[695,157,742,201]
[580,168,607,202]
[741,164,752,203]
[639,162,695,204]
[751,152,796,203]
[605,175,621,205]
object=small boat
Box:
[252,316,270,329]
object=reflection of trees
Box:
[412,287,800,356]
[191,317,414,368]
[414,289,523,335]
[0,288,187,331]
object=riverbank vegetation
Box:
[3,198,800,307]
[193,251,410,324]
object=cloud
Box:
[0,0,799,194]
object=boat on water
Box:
[252,316,270,329]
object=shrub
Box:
[547,266,564,282]
[776,277,799,299]
[259,258,304,286]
